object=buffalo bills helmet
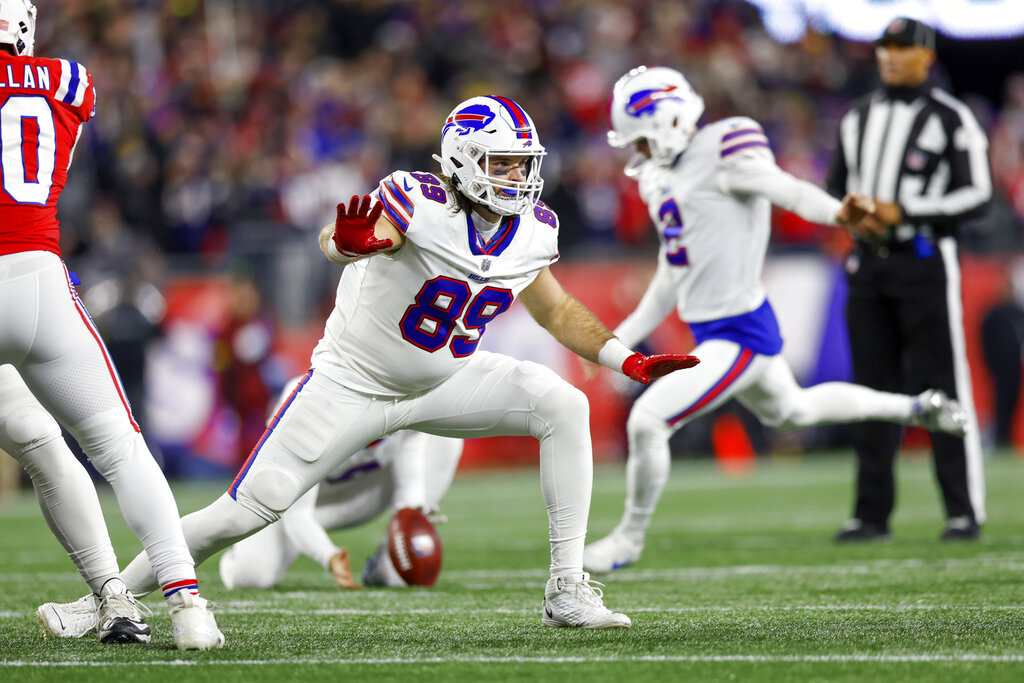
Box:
[0,0,36,57]
[608,65,704,176]
[433,95,546,217]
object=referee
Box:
[825,17,992,542]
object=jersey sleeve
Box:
[720,150,841,226]
[52,59,96,123]
[717,117,774,165]
[532,199,560,265]
[372,171,419,234]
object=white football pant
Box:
[0,251,195,589]
[123,351,591,594]
[617,338,918,540]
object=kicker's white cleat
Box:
[35,594,99,639]
[910,389,968,436]
[583,530,644,573]
[167,591,225,651]
[542,572,631,629]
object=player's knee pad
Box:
[531,380,590,437]
[67,409,145,470]
[627,404,673,445]
[0,401,61,457]
[236,466,304,517]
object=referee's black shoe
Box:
[940,516,980,541]
[834,519,891,543]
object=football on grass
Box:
[387,507,442,586]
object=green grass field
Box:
[1,450,1022,682]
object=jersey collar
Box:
[466,213,521,256]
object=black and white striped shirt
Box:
[826,82,992,243]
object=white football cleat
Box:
[583,530,644,573]
[97,579,152,644]
[35,594,99,639]
[167,591,225,651]
[910,389,967,436]
[542,572,631,629]
[361,539,407,588]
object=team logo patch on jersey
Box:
[481,258,492,272]
[442,104,496,138]
[625,86,682,118]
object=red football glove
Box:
[332,194,392,257]
[622,352,700,385]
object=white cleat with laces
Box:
[542,572,631,629]
[167,591,225,651]
[97,579,152,643]
[909,389,968,436]
[35,593,99,639]
[583,530,644,573]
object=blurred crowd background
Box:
[23,0,1024,475]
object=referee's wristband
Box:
[598,338,635,373]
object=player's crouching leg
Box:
[525,370,630,629]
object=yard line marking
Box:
[442,556,1024,581]
[2,654,1024,667]
[7,604,1024,620]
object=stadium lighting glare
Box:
[745,0,1024,42]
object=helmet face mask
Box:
[0,0,37,56]
[433,96,546,217]
[608,65,705,177]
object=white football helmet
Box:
[608,65,705,176]
[433,95,546,217]
[0,0,36,57]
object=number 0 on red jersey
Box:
[0,53,95,257]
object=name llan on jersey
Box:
[0,65,51,91]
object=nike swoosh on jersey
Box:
[403,179,413,192]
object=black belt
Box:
[857,234,938,259]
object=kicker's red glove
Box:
[332,195,392,257]
[622,352,700,385]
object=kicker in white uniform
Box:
[583,66,970,573]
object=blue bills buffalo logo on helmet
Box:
[625,86,683,118]
[442,104,496,138]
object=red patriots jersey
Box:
[0,53,96,257]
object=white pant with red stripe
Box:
[615,337,919,541]
[0,250,196,590]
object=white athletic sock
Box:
[784,383,914,428]
[530,385,592,577]
[20,438,121,594]
[620,409,672,543]
[77,426,196,588]
[123,492,269,597]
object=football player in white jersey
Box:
[582,66,971,573]
[40,95,699,630]
[218,375,463,591]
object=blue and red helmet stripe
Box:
[485,96,532,140]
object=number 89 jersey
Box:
[0,54,96,257]
[311,170,560,397]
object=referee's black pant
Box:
[844,236,982,529]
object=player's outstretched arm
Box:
[319,194,405,266]
[520,268,698,385]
